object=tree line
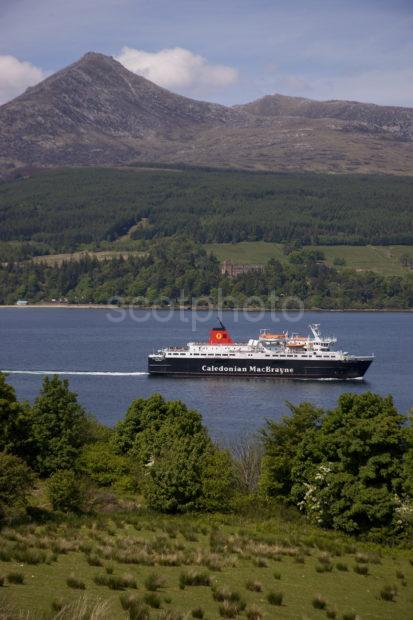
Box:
[1,238,412,308]
[1,372,412,544]
[1,166,412,252]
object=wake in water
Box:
[2,370,148,376]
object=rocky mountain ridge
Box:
[1,52,413,177]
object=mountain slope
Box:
[236,93,413,140]
[1,52,413,176]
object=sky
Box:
[0,0,412,107]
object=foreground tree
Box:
[0,452,34,523]
[259,402,322,499]
[0,372,33,460]
[260,393,413,540]
[31,375,88,476]
[114,394,234,512]
[47,470,84,512]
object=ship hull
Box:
[148,356,372,380]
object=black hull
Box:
[148,357,372,380]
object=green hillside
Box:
[206,242,413,276]
[1,166,413,253]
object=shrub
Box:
[47,469,84,512]
[246,580,262,592]
[7,572,24,584]
[312,595,327,609]
[326,609,337,618]
[143,592,161,608]
[66,575,85,589]
[192,608,205,618]
[144,572,165,591]
[380,584,398,602]
[267,591,283,606]
[77,441,138,492]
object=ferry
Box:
[148,322,374,380]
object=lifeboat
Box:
[259,329,287,341]
[286,335,309,349]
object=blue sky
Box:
[0,0,412,106]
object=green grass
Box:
[1,513,413,619]
[205,241,413,276]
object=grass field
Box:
[1,510,412,619]
[205,242,413,276]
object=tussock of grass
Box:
[143,591,161,608]
[94,573,136,590]
[191,608,205,618]
[144,572,166,591]
[245,579,262,592]
[336,562,348,571]
[7,572,24,584]
[353,564,368,576]
[312,594,327,609]
[66,575,85,590]
[267,591,283,606]
[246,605,263,620]
[380,584,398,602]
[179,569,211,588]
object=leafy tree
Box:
[200,448,235,511]
[31,375,88,476]
[114,393,235,512]
[259,402,322,499]
[77,441,139,493]
[47,470,84,512]
[0,372,33,460]
[0,452,34,522]
[289,393,409,540]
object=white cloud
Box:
[116,46,238,94]
[0,55,46,105]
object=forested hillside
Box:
[0,166,412,252]
[1,239,412,308]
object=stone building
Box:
[221,259,264,278]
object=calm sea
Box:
[0,308,412,439]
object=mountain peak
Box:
[0,52,412,177]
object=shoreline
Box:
[1,303,412,312]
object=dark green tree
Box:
[259,402,322,499]
[0,452,34,523]
[47,470,84,512]
[31,375,88,476]
[0,372,33,460]
[114,393,235,512]
[290,393,408,539]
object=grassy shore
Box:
[1,507,412,619]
